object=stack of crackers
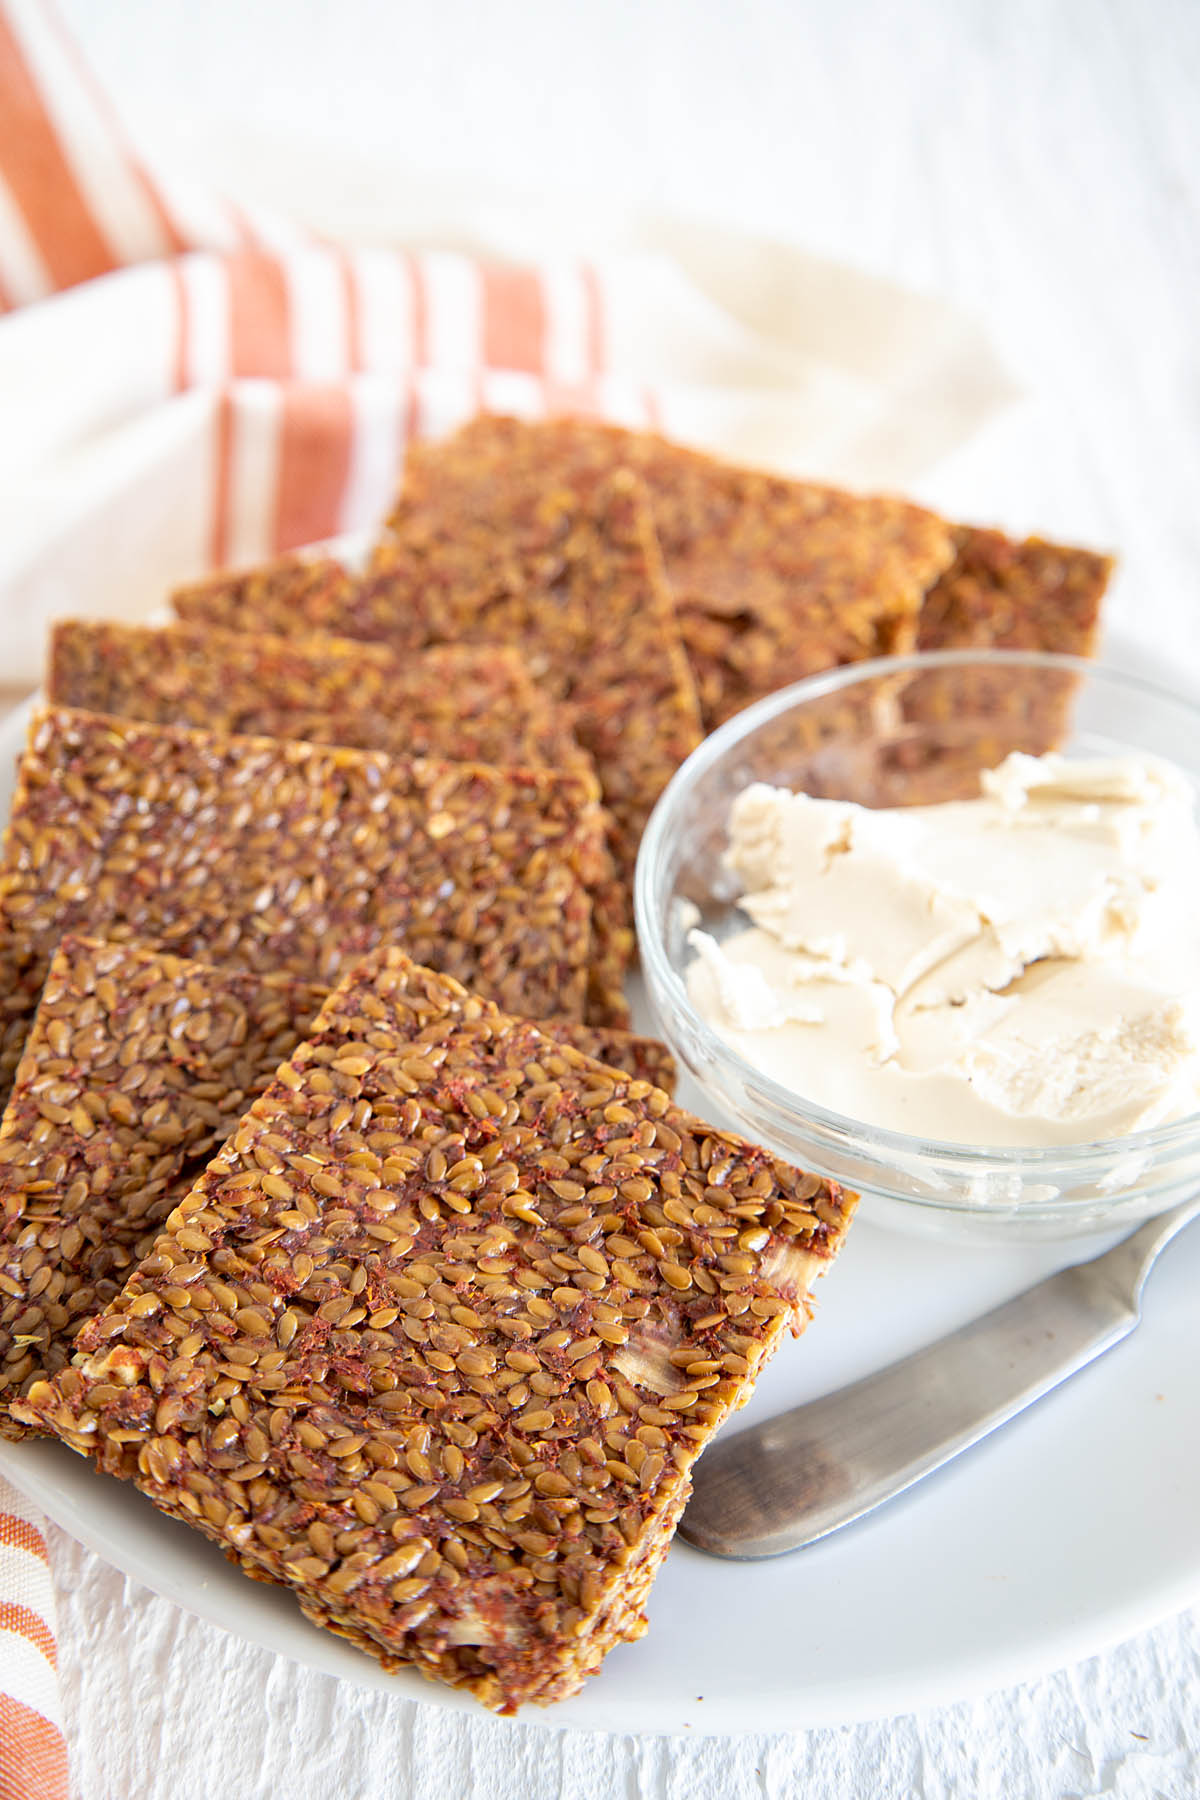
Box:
[0,416,1110,1711]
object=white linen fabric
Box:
[44,1527,1200,1800]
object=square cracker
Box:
[46,627,628,1024]
[0,937,675,1437]
[18,949,854,1712]
[368,461,705,895]
[0,938,326,1435]
[48,622,591,780]
[172,552,358,639]
[384,416,956,732]
[877,526,1116,803]
[915,526,1113,659]
[0,706,620,1098]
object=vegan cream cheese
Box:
[686,752,1200,1147]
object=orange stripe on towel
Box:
[480,263,546,373]
[338,250,363,371]
[227,252,292,380]
[209,389,235,568]
[0,7,115,290]
[166,259,190,393]
[273,385,354,552]
[0,1602,57,1669]
[0,1513,48,1564]
[42,0,187,256]
[581,262,605,376]
[0,1694,69,1800]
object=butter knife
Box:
[680,1194,1200,1559]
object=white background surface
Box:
[29,0,1200,1795]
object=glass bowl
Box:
[635,650,1200,1244]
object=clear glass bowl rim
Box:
[634,647,1200,1193]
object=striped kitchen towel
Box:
[0,0,665,686]
[0,1474,67,1800]
[0,0,1014,688]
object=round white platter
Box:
[0,673,1197,1736]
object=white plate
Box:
[1,691,1198,1736]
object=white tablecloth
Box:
[42,1524,1200,1799]
[38,0,1200,1793]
